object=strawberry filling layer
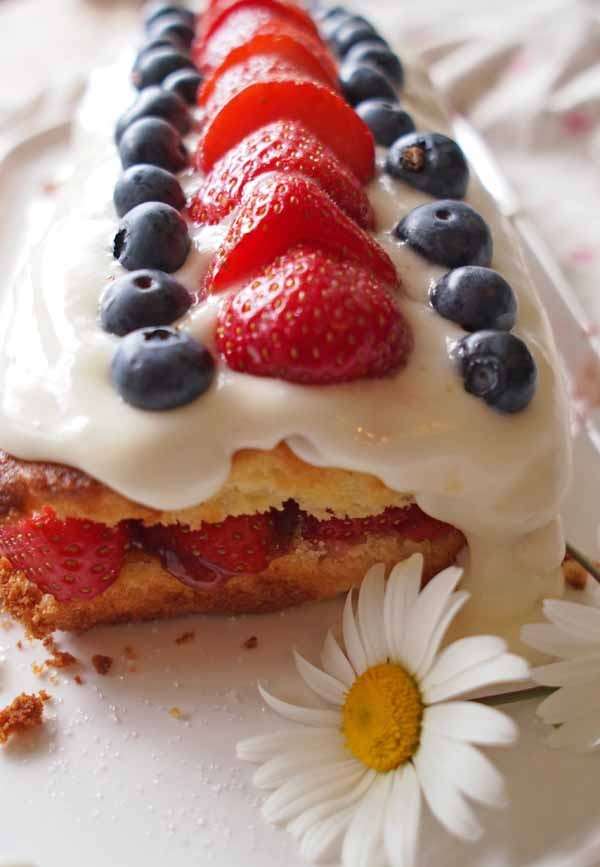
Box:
[0,504,458,600]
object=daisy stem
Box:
[566,543,600,584]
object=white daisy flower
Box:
[521,596,600,752]
[237,555,528,867]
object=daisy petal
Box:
[531,652,600,687]
[300,806,355,864]
[536,676,600,724]
[520,623,598,660]
[543,600,600,642]
[262,760,365,824]
[357,564,388,667]
[421,636,507,690]
[341,772,393,867]
[415,591,470,681]
[384,554,423,664]
[401,566,463,675]
[288,770,376,839]
[423,701,518,746]
[321,630,356,688]
[294,650,347,706]
[423,652,530,704]
[254,740,349,789]
[545,712,600,752]
[420,730,507,808]
[343,590,368,676]
[237,728,340,762]
[258,684,341,727]
[384,764,421,867]
[413,748,483,841]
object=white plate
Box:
[0,116,599,867]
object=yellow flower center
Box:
[342,663,423,772]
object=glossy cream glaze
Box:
[0,57,572,644]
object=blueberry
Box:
[113,202,190,273]
[118,117,188,173]
[132,47,194,90]
[356,99,415,147]
[394,201,493,268]
[332,17,385,56]
[149,13,195,49]
[115,86,190,144]
[346,40,404,87]
[431,267,517,332]
[134,36,187,68]
[143,3,195,32]
[163,68,203,104]
[101,270,192,336]
[455,331,537,413]
[112,327,215,411]
[386,132,469,199]
[113,164,186,217]
[340,62,397,107]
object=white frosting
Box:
[0,58,572,642]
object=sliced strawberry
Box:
[199,78,376,183]
[302,505,455,544]
[197,0,319,53]
[0,507,127,602]
[199,21,338,97]
[202,53,321,119]
[190,121,374,228]
[140,507,298,589]
[205,173,395,292]
[216,244,411,384]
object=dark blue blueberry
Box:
[394,201,493,268]
[115,86,190,144]
[149,13,195,49]
[386,132,469,199]
[101,270,192,336]
[340,62,397,107]
[163,67,203,104]
[431,267,517,332]
[132,47,194,90]
[118,117,188,173]
[355,99,415,147]
[332,17,385,56]
[113,202,190,273]
[143,3,195,32]
[455,330,537,413]
[113,164,186,217]
[345,40,404,87]
[320,9,353,42]
[134,36,187,69]
[112,327,214,411]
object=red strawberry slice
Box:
[205,173,395,292]
[190,121,374,228]
[216,244,412,384]
[202,53,321,119]
[197,0,319,52]
[0,507,127,602]
[302,505,455,544]
[199,21,338,96]
[140,510,296,589]
[199,78,376,183]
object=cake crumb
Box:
[74,675,84,686]
[123,645,137,660]
[92,654,113,676]
[175,630,195,645]
[243,635,258,650]
[0,690,50,745]
[42,637,77,669]
[16,640,23,650]
[169,706,185,720]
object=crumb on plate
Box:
[243,635,258,649]
[0,690,50,745]
[175,630,195,645]
[91,654,113,675]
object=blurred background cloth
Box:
[0,0,599,319]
